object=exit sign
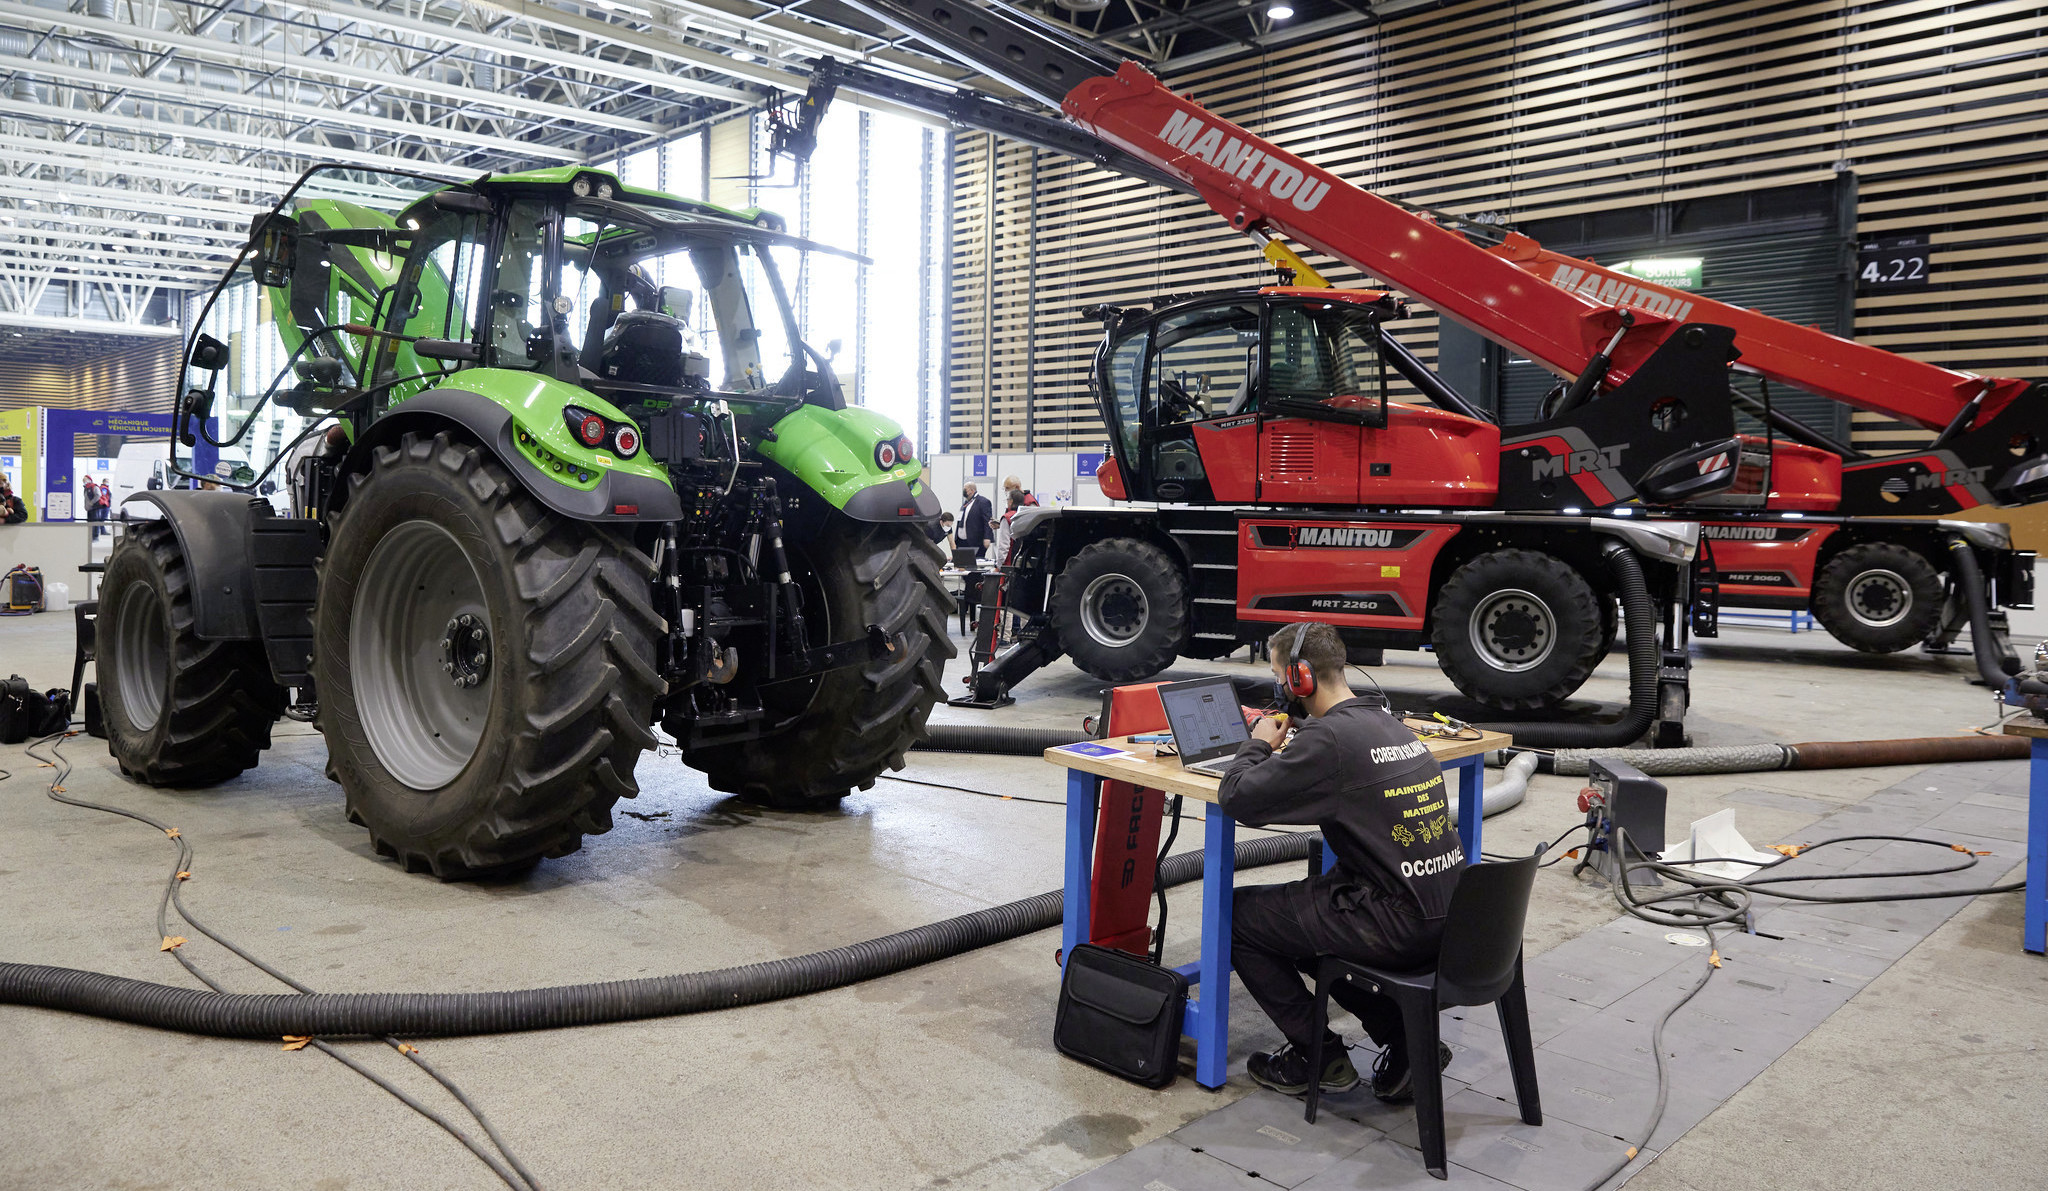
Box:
[1612,257,1703,291]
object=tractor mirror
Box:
[188,333,229,372]
[431,189,493,215]
[247,211,299,287]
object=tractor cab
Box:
[1090,288,1502,508]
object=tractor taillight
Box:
[875,441,898,470]
[895,435,915,463]
[565,407,608,448]
[612,424,640,458]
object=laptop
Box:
[951,546,981,569]
[1157,676,1253,777]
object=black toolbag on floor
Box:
[0,674,71,743]
[1053,942,1187,1088]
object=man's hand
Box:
[1250,715,1288,749]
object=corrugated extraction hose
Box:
[1545,733,2026,776]
[0,831,1320,1040]
[916,724,1079,755]
[1945,535,2020,689]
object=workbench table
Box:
[1044,727,1511,1088]
[1998,720,2048,954]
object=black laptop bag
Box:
[1053,943,1188,1088]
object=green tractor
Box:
[94,165,953,877]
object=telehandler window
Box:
[1149,302,1259,424]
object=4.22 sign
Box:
[1857,235,1930,291]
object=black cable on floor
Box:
[1484,821,1591,867]
[1576,821,2025,1189]
[16,731,540,1191]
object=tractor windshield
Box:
[486,193,827,403]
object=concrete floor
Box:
[2,604,2044,1190]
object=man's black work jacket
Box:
[1217,697,1462,937]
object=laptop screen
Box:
[1158,677,1252,764]
[951,547,981,569]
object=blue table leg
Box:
[1062,768,1099,972]
[1453,755,1483,865]
[2028,740,2047,955]
[1322,838,1338,874]
[1191,809,1237,1089]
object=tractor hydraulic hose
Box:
[0,831,1320,1040]
[1543,733,2026,775]
[915,724,1081,755]
[1478,541,1659,749]
[1945,535,2018,689]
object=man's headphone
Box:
[1280,622,1317,700]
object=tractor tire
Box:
[97,521,284,785]
[314,431,663,878]
[685,520,953,810]
[1812,542,1944,653]
[1430,548,1605,712]
[1049,538,1189,682]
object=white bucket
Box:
[45,581,68,611]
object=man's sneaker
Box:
[1247,1041,1361,1096]
[1369,1041,1453,1103]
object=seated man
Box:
[1218,621,1461,1101]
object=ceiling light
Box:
[731,50,757,63]
[1268,3,1295,18]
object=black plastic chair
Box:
[1304,848,1544,1180]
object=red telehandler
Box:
[796,0,2042,725]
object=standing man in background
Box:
[1001,475,1040,508]
[956,483,993,557]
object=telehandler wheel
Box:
[686,520,953,810]
[1049,538,1189,682]
[1811,542,1944,654]
[1430,548,1605,712]
[97,521,284,785]
[314,431,663,878]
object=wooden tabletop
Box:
[2002,719,2048,739]
[1043,727,1512,805]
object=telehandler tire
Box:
[1049,538,1189,682]
[314,431,663,878]
[1431,548,1605,712]
[1811,542,1944,654]
[98,521,284,785]
[686,520,953,809]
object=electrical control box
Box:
[1583,758,1668,887]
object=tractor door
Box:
[1254,301,1387,505]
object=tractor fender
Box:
[333,388,684,523]
[121,490,270,640]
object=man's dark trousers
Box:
[1232,873,1441,1054]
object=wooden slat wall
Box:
[947,0,2048,452]
[0,336,179,456]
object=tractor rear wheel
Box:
[314,431,663,878]
[1049,538,1189,682]
[1431,549,1605,711]
[685,520,953,809]
[97,521,284,784]
[1811,542,1944,653]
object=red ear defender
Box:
[1283,622,1317,699]
[1287,658,1317,699]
